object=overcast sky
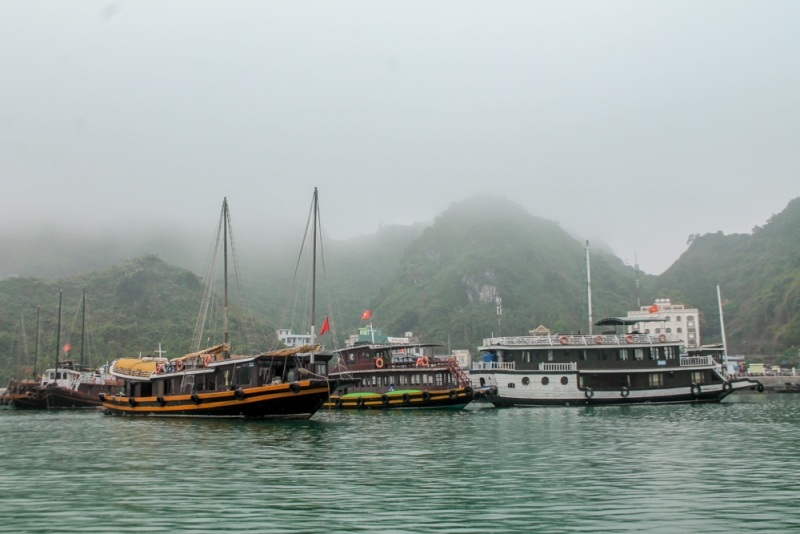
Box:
[2,1,798,274]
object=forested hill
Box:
[649,197,800,359]
[0,255,277,385]
[368,196,649,352]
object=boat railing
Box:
[481,333,681,347]
[471,362,516,371]
[680,356,714,367]
[538,362,577,371]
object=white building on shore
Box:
[627,298,701,349]
[276,329,312,348]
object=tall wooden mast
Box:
[80,288,86,368]
[33,306,40,377]
[223,198,229,350]
[55,290,62,377]
[310,188,318,364]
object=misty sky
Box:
[2,1,798,274]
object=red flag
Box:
[361,309,371,320]
[648,304,659,314]
[63,343,71,352]
[318,317,330,336]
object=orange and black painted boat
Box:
[102,344,356,419]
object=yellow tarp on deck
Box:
[112,358,158,379]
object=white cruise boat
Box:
[471,317,762,407]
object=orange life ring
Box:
[658,334,667,343]
[559,336,569,345]
[203,354,213,367]
[375,357,385,369]
[449,356,456,362]
[594,335,603,344]
[155,363,164,374]
[422,356,430,366]
[176,360,185,372]
[625,335,634,344]
[416,358,424,367]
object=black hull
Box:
[102,379,341,419]
[325,387,473,410]
[6,387,107,410]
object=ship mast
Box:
[33,306,40,377]
[634,252,641,309]
[80,288,86,369]
[223,198,229,352]
[55,290,62,378]
[309,187,318,364]
[585,241,593,335]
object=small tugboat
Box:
[102,192,354,419]
[324,328,474,410]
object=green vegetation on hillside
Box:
[649,197,800,359]
[0,255,277,385]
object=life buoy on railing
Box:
[155,364,164,374]
[176,360,185,372]
[594,336,603,344]
[559,336,569,345]
[625,335,634,344]
[203,355,213,368]
[422,356,430,366]
[375,357,384,369]
[416,358,424,367]
[658,334,667,343]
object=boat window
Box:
[579,350,587,361]
[649,373,663,387]
[521,377,530,386]
[617,350,627,361]
[651,348,660,360]
[222,369,231,387]
[389,375,395,385]
[524,351,531,363]
[541,377,549,385]
[691,371,705,384]
[416,374,421,386]
[507,383,515,389]
[635,349,644,361]
[349,354,354,361]
[436,374,443,386]
[480,377,486,386]
[206,374,216,391]
[400,375,407,385]
[372,376,377,386]
[238,367,252,386]
[561,376,568,385]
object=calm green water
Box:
[1,395,799,533]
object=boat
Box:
[2,291,123,409]
[473,317,763,407]
[102,192,355,419]
[324,328,474,410]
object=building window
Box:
[649,373,663,387]
[677,328,682,333]
[541,377,550,385]
[676,316,682,321]
[664,316,671,322]
[507,383,516,389]
[521,377,530,386]
[655,328,661,334]
[666,328,672,333]
[561,376,569,385]
[645,329,650,334]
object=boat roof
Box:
[595,316,667,326]
[335,343,441,353]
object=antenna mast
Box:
[223,198,229,352]
[634,253,641,309]
[586,241,593,335]
[716,282,728,365]
[310,188,318,363]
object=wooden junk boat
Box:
[102,343,350,419]
[325,339,474,410]
[102,192,354,418]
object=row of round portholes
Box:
[520,376,569,386]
